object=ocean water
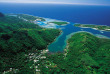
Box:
[0,3,110,25]
[0,3,110,52]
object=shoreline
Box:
[9,13,110,53]
[46,29,63,53]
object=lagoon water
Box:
[48,23,110,52]
[0,3,110,52]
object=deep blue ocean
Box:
[0,3,110,52]
[0,3,110,25]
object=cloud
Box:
[0,0,110,6]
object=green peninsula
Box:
[48,21,69,25]
[74,23,110,31]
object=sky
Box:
[0,0,110,6]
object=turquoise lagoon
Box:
[37,18,110,52]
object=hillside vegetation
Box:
[66,32,110,74]
[38,32,110,74]
[0,13,60,73]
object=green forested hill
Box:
[0,13,60,73]
[66,32,110,74]
[39,32,110,74]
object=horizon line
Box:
[0,1,110,6]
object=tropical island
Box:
[0,12,110,74]
[74,23,110,31]
[48,21,69,25]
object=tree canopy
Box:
[0,14,60,73]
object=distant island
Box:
[48,21,69,25]
[74,23,110,31]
